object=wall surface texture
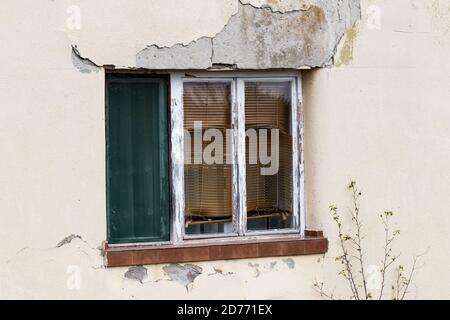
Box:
[0,0,449,299]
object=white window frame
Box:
[170,71,305,244]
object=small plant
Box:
[313,181,425,300]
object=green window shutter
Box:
[106,78,169,244]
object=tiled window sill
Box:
[104,230,327,267]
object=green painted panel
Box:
[106,78,169,244]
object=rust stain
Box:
[336,26,358,67]
[287,6,325,34]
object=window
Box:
[104,72,328,267]
[245,81,293,231]
[183,82,233,235]
[170,73,304,243]
[181,78,299,238]
[105,72,307,247]
[106,76,169,244]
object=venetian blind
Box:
[184,82,232,219]
[245,82,293,215]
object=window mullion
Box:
[291,75,304,235]
[170,73,185,243]
[298,74,306,236]
[234,78,247,235]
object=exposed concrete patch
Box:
[248,262,261,277]
[71,46,100,74]
[137,38,213,69]
[136,0,361,69]
[269,261,278,270]
[124,266,148,283]
[282,258,295,269]
[163,264,203,291]
[211,3,328,68]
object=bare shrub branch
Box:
[316,181,425,300]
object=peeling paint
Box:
[55,234,82,248]
[282,258,295,269]
[269,261,277,270]
[124,266,148,283]
[248,262,261,277]
[163,264,202,291]
[71,46,100,74]
[170,73,185,243]
[135,1,361,70]
[208,266,235,276]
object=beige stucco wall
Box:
[304,0,450,299]
[0,0,449,299]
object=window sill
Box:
[104,230,327,267]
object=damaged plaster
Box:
[5,234,104,272]
[208,266,235,276]
[248,262,261,277]
[162,264,203,291]
[241,0,313,13]
[55,234,83,248]
[136,38,213,70]
[282,258,295,269]
[71,46,100,74]
[124,266,148,283]
[135,0,361,70]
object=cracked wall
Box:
[72,0,362,69]
[162,264,203,291]
[1,0,450,299]
[124,266,148,283]
[134,1,360,69]
[71,47,100,74]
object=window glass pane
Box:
[184,82,233,235]
[245,81,293,231]
[106,79,169,244]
